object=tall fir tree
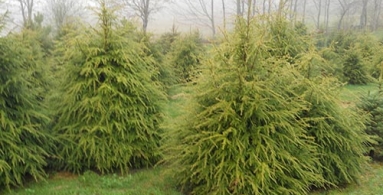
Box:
[51,1,165,173]
[163,16,323,195]
[0,34,51,189]
[268,16,370,186]
[163,9,370,194]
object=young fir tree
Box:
[163,16,323,195]
[51,1,165,173]
[358,89,383,160]
[343,48,369,85]
[168,31,204,83]
[0,34,51,189]
[267,15,369,187]
[358,65,383,160]
[296,52,369,185]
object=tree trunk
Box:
[338,11,347,30]
[324,0,330,32]
[142,0,150,33]
[302,0,307,23]
[360,0,369,29]
[237,0,242,15]
[317,0,322,29]
[372,0,382,30]
[222,0,226,29]
[263,0,266,14]
[211,0,215,36]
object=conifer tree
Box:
[51,1,165,173]
[0,34,51,189]
[164,9,370,193]
[343,49,369,85]
[358,66,383,160]
[163,16,323,195]
[268,15,369,186]
[168,31,204,83]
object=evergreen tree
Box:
[51,1,165,173]
[164,12,370,194]
[168,31,204,83]
[358,67,383,161]
[0,34,51,189]
[343,49,369,85]
[163,17,323,195]
[358,89,383,160]
[271,16,370,186]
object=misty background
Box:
[0,0,380,37]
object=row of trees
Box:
[2,0,383,194]
[0,0,208,189]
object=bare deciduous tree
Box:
[372,0,382,30]
[337,0,358,30]
[16,0,34,28]
[179,0,217,36]
[302,0,307,23]
[360,0,368,28]
[314,0,322,29]
[324,0,330,32]
[121,0,170,33]
[45,0,83,34]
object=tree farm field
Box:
[3,84,383,195]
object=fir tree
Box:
[0,34,51,189]
[164,11,370,194]
[168,31,204,83]
[163,16,323,195]
[343,49,369,85]
[358,66,383,160]
[271,16,370,187]
[51,1,165,173]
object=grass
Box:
[3,83,383,195]
[2,167,181,195]
[339,83,378,103]
[311,162,383,195]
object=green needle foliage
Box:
[0,34,51,189]
[164,11,370,194]
[51,1,165,174]
[163,16,323,195]
[168,31,204,83]
[343,49,369,85]
[359,90,383,160]
[358,69,383,161]
[284,25,370,186]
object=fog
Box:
[1,0,380,37]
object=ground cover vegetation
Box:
[2,0,383,194]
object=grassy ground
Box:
[311,162,383,195]
[3,83,383,195]
[3,167,181,195]
[339,83,378,103]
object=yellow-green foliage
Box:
[164,17,322,195]
[51,2,165,174]
[167,31,204,83]
[164,15,370,195]
[0,34,51,189]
